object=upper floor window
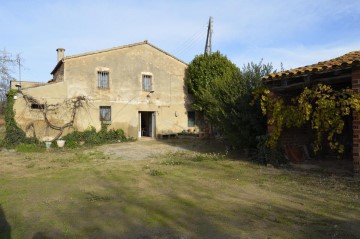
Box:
[142,74,152,92]
[98,71,109,89]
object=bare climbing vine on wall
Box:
[21,93,89,140]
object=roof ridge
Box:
[63,41,147,60]
[63,41,187,65]
[264,50,360,80]
[50,41,187,74]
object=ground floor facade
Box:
[13,89,198,140]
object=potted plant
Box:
[56,139,66,148]
[43,136,53,150]
[45,141,52,150]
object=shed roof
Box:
[263,50,360,81]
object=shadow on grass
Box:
[0,205,11,239]
[159,138,356,179]
[30,173,240,238]
[156,138,229,155]
[11,141,357,238]
[32,232,52,239]
[30,170,360,239]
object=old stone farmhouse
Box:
[11,41,196,140]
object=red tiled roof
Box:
[263,50,360,81]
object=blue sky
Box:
[1,0,360,82]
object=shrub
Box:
[255,135,287,166]
[187,54,273,149]
[62,124,128,147]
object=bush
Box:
[255,135,287,167]
[62,124,128,147]
[187,53,273,149]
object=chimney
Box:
[56,48,65,62]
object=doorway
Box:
[139,111,155,138]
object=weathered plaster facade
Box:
[12,41,194,140]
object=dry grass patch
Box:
[0,141,359,239]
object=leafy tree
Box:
[187,52,273,148]
[231,61,274,147]
[187,51,241,115]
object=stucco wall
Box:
[10,80,46,90]
[13,81,69,140]
[63,43,190,138]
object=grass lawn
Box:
[0,140,359,239]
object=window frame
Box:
[99,106,111,124]
[30,103,45,110]
[98,71,110,89]
[142,74,153,92]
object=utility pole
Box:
[204,16,213,55]
[17,57,21,82]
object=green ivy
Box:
[3,89,34,146]
[258,84,360,153]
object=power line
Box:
[172,22,207,53]
[171,21,208,60]
[176,32,206,58]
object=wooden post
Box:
[352,68,360,178]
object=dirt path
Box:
[96,138,224,160]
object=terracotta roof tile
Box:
[264,50,360,81]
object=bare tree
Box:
[0,49,21,113]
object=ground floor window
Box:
[100,106,111,122]
[188,111,195,127]
[31,103,44,110]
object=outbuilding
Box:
[263,51,360,177]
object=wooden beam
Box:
[267,74,352,92]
